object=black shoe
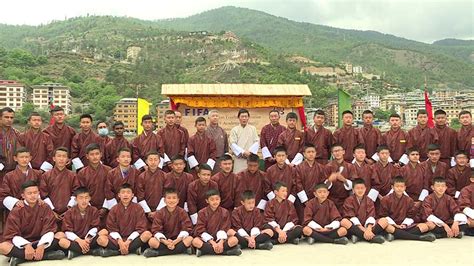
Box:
[135,247,142,255]
[100,249,120,257]
[196,249,202,257]
[351,235,359,244]
[257,241,273,250]
[291,238,300,245]
[225,247,242,256]
[419,233,436,242]
[385,233,395,242]
[91,248,102,256]
[270,239,278,245]
[307,237,315,245]
[455,231,464,239]
[334,237,349,245]
[67,250,81,260]
[186,246,194,255]
[43,250,66,260]
[143,248,160,258]
[370,235,385,244]
[9,257,25,266]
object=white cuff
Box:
[12,236,31,248]
[308,221,322,230]
[72,157,84,170]
[138,200,152,213]
[184,202,189,213]
[106,198,117,210]
[177,231,189,238]
[288,194,296,203]
[386,217,396,225]
[127,231,140,241]
[132,196,137,203]
[216,230,227,241]
[237,228,249,237]
[158,158,164,169]
[402,218,414,226]
[0,163,4,171]
[291,153,304,165]
[297,190,309,203]
[249,142,259,154]
[282,222,295,232]
[3,196,19,211]
[455,191,461,199]
[343,179,353,190]
[324,220,340,229]
[427,214,445,226]
[257,199,267,210]
[418,189,429,201]
[367,189,379,202]
[110,232,122,240]
[454,213,468,224]
[230,143,244,156]
[38,232,54,248]
[324,179,333,190]
[250,227,261,236]
[268,221,279,228]
[188,155,199,169]
[350,217,361,226]
[154,232,166,240]
[262,146,272,159]
[399,154,409,165]
[101,199,108,209]
[163,153,171,163]
[470,158,474,168]
[267,191,275,201]
[65,231,80,241]
[463,207,474,219]
[40,161,54,172]
[364,217,376,227]
[156,197,166,211]
[67,196,76,208]
[43,197,55,210]
[133,158,146,170]
[86,227,98,239]
[190,213,198,225]
[285,159,291,165]
[206,158,216,170]
[201,232,213,242]
[371,153,380,161]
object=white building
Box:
[0,80,26,111]
[362,94,381,109]
[32,83,72,114]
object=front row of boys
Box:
[0,163,472,264]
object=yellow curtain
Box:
[170,96,304,108]
[136,98,151,134]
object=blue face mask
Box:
[98,128,109,136]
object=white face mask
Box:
[98,128,109,136]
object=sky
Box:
[1,0,472,43]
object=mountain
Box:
[156,6,474,89]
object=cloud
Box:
[1,0,472,43]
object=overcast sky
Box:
[2,0,472,43]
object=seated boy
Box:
[136,151,166,220]
[143,188,193,257]
[59,187,109,259]
[164,155,194,210]
[302,183,349,245]
[0,180,65,265]
[229,190,274,250]
[187,164,219,225]
[458,174,474,236]
[263,181,302,245]
[96,183,152,256]
[192,189,241,257]
[379,176,436,242]
[422,177,467,239]
[340,178,387,244]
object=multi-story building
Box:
[155,99,170,130]
[114,98,138,133]
[0,80,25,111]
[362,94,381,109]
[31,83,72,114]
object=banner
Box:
[337,89,352,128]
[136,98,151,134]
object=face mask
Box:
[98,128,109,136]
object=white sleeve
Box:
[367,189,379,202]
[177,231,189,238]
[43,197,55,210]
[250,227,261,236]
[343,179,353,190]
[297,190,309,203]
[38,232,54,248]
[86,228,98,239]
[206,158,216,170]
[282,222,295,232]
[418,189,429,201]
[12,236,31,248]
[72,157,84,169]
[364,217,376,227]
[138,200,152,213]
[350,217,361,226]
[463,207,474,219]
[40,161,54,172]
[133,158,146,169]
[427,214,445,226]
[67,196,76,208]
[201,232,213,242]
[308,221,322,230]
[154,232,166,240]
[291,153,304,165]
[324,179,333,190]
[156,197,166,211]
[249,142,259,154]
[288,194,296,203]
[262,146,272,159]
[105,198,118,210]
[454,213,468,224]
[257,199,267,210]
[237,229,249,237]
[324,220,340,229]
[266,192,276,201]
[386,217,396,225]
[127,231,140,241]
[402,218,414,226]
[65,231,80,241]
[110,232,122,240]
[188,155,199,169]
[216,230,228,241]
[268,221,279,228]
[230,143,244,156]
[3,196,19,211]
[190,213,198,225]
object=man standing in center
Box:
[229,109,259,173]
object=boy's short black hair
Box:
[392,176,406,185]
[352,178,366,188]
[219,154,233,163]
[14,147,30,156]
[80,114,93,122]
[164,188,178,197]
[427,144,440,152]
[273,146,287,156]
[195,116,206,125]
[286,112,298,121]
[389,113,401,119]
[313,109,325,118]
[432,176,446,185]
[353,143,366,153]
[164,110,175,116]
[454,150,469,158]
[206,189,220,199]
[313,182,328,191]
[74,187,90,197]
[362,110,373,116]
[416,109,428,117]
[434,109,446,116]
[171,155,186,163]
[142,114,154,122]
[113,121,125,128]
[331,143,344,151]
[376,145,390,153]
[50,106,64,114]
[406,147,419,154]
[237,109,250,118]
[303,143,316,152]
[458,110,471,118]
[21,180,38,192]
[247,153,260,163]
[144,150,160,160]
[119,183,133,192]
[342,110,353,117]
[274,181,287,191]
[241,190,255,201]
[86,143,101,154]
[198,163,213,173]
[53,147,69,157]
[117,147,132,156]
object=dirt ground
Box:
[1,237,473,266]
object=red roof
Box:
[0,80,24,86]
